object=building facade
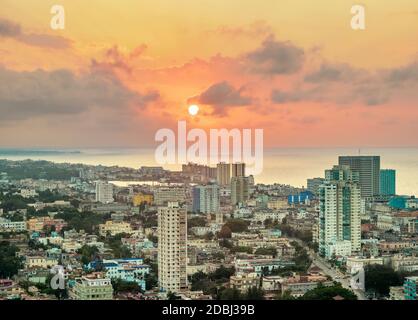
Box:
[319,165,361,259]
[95,181,114,204]
[158,202,188,293]
[231,176,250,206]
[338,156,380,197]
[380,169,396,196]
[192,184,220,214]
[217,162,231,186]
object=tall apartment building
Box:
[338,156,380,197]
[232,163,246,178]
[319,165,361,259]
[158,202,187,293]
[192,184,220,213]
[307,177,325,195]
[231,176,250,206]
[95,181,114,204]
[380,169,396,196]
[154,186,187,206]
[217,162,231,186]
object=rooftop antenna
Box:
[358,148,361,155]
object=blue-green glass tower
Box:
[380,169,396,196]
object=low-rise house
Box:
[230,273,260,293]
[88,258,150,291]
[69,273,113,300]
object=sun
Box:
[188,104,199,116]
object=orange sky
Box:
[0,0,418,148]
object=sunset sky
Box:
[1,0,418,148]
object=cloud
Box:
[0,66,159,122]
[271,87,322,104]
[91,44,148,74]
[188,81,252,115]
[244,36,304,75]
[0,17,71,49]
[0,18,21,37]
[386,62,418,83]
[304,63,364,83]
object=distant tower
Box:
[232,163,245,178]
[217,162,231,186]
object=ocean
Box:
[0,147,417,196]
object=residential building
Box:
[88,258,150,291]
[217,162,231,186]
[232,163,246,178]
[70,274,113,300]
[132,192,154,206]
[230,273,260,293]
[338,156,380,197]
[95,181,114,204]
[99,221,133,236]
[154,186,186,206]
[307,178,325,195]
[192,184,220,213]
[158,202,188,293]
[404,277,418,300]
[380,169,396,196]
[231,176,250,206]
[319,165,361,259]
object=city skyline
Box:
[0,1,418,148]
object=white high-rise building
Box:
[158,202,187,293]
[95,181,114,204]
[319,165,361,259]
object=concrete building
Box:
[232,163,246,178]
[307,177,325,195]
[192,184,220,213]
[132,193,154,206]
[231,176,250,206]
[319,165,361,259]
[99,221,133,236]
[154,186,187,206]
[88,258,150,291]
[217,162,231,186]
[230,273,260,293]
[70,274,113,300]
[338,156,380,197]
[404,277,418,300]
[380,169,396,196]
[95,181,114,204]
[158,202,188,293]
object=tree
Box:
[244,287,265,300]
[188,216,207,229]
[145,273,158,291]
[218,225,232,239]
[300,284,357,300]
[0,241,23,278]
[255,247,277,256]
[78,245,99,266]
[219,288,243,300]
[224,219,249,233]
[364,264,403,297]
[112,279,141,294]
